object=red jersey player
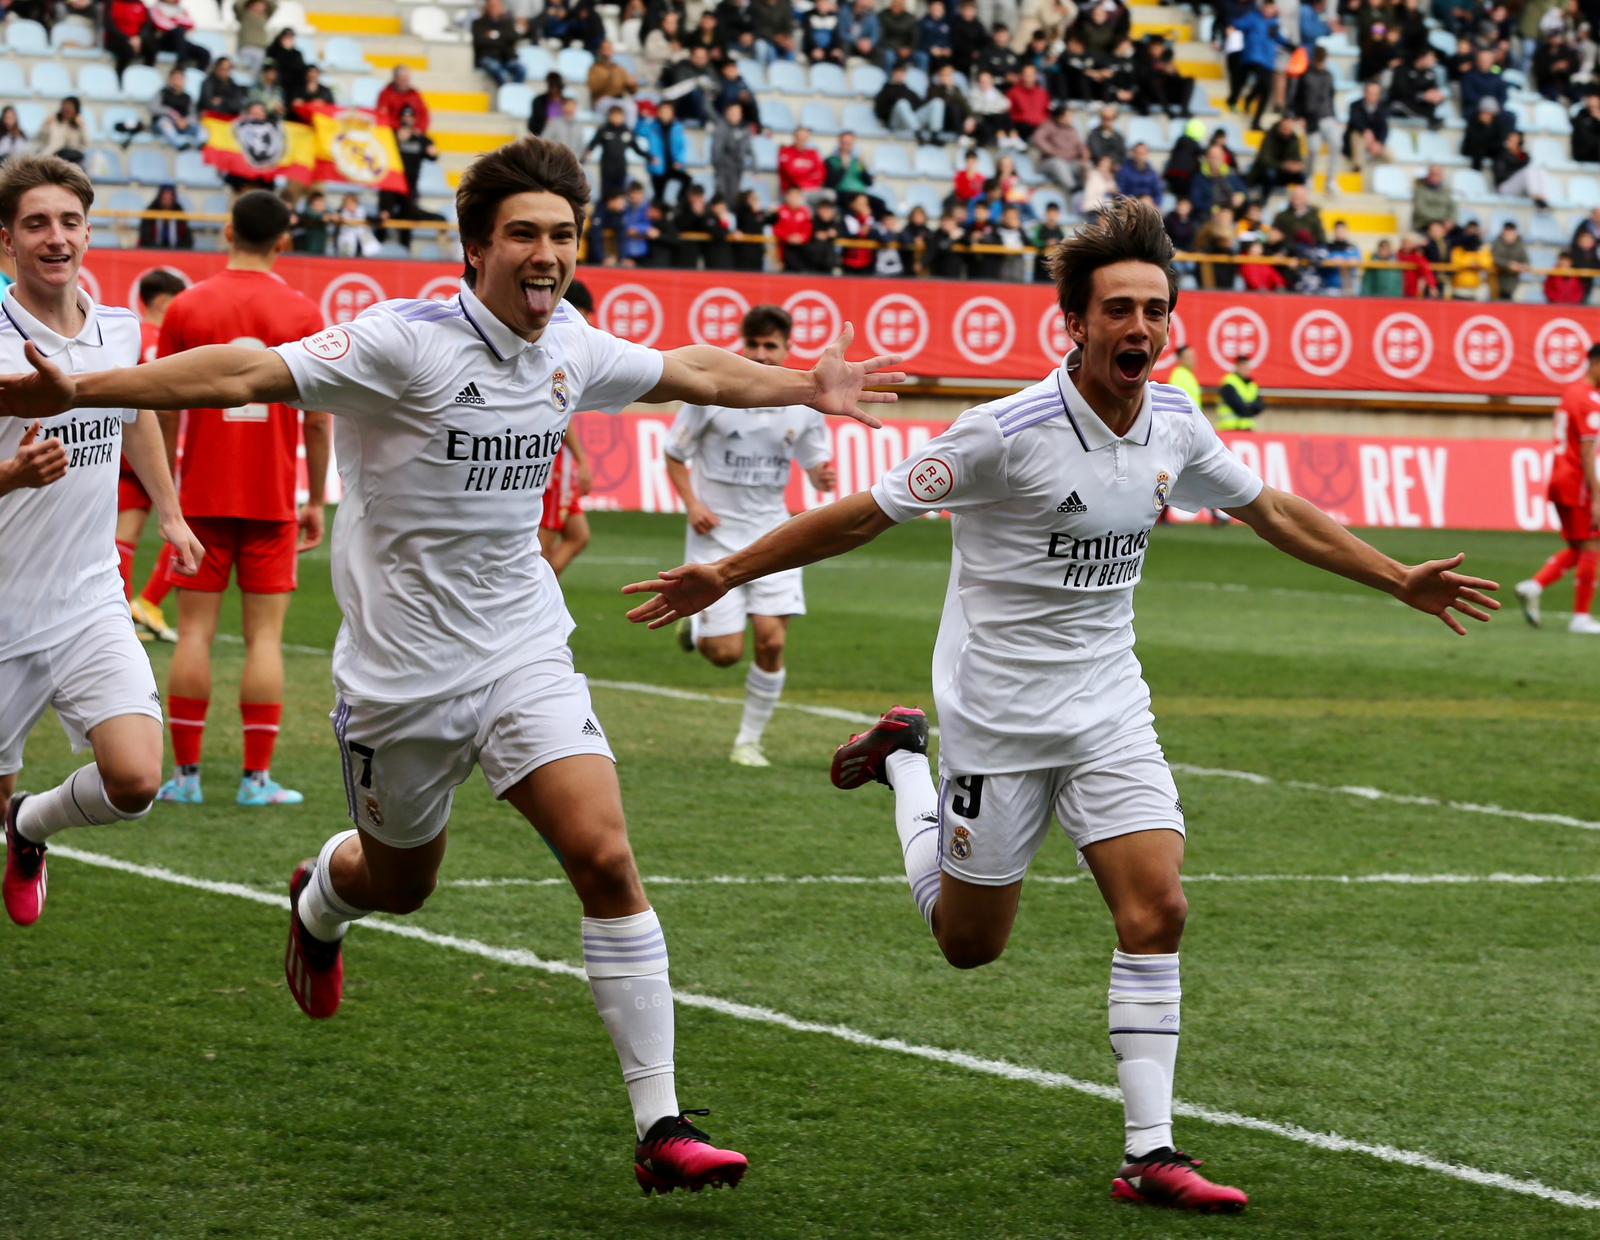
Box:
[538,277,594,576]
[119,268,186,642]
[154,190,330,807]
[1516,342,1600,634]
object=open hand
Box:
[8,421,68,489]
[808,323,907,429]
[1394,553,1500,635]
[0,343,78,423]
[621,563,729,628]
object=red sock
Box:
[116,540,136,601]
[241,702,283,775]
[1534,546,1580,588]
[169,696,209,769]
[1577,552,1598,615]
[140,543,176,607]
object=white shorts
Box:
[0,609,162,775]
[686,530,805,640]
[938,730,1186,886]
[330,647,614,849]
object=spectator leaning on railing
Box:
[1411,164,1457,232]
[1362,238,1405,296]
[1491,219,1531,299]
[1321,221,1363,293]
[1545,251,1588,304]
[1449,219,1494,300]
[1271,183,1326,248]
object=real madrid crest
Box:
[365,795,384,828]
[551,368,569,413]
[1153,470,1171,512]
[950,824,973,861]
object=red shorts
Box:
[1555,499,1598,543]
[540,447,577,533]
[177,517,299,594]
[118,472,151,513]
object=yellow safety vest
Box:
[1215,372,1260,431]
[1168,364,1203,411]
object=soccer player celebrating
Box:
[623,199,1499,1212]
[120,267,186,643]
[664,305,836,767]
[153,191,329,808]
[1515,342,1600,634]
[0,155,202,927]
[538,277,595,577]
[0,138,903,1194]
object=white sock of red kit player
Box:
[584,908,680,1137]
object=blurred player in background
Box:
[154,190,329,808]
[664,305,835,767]
[538,277,594,577]
[0,138,904,1195]
[0,156,202,927]
[625,200,1498,1214]
[119,268,186,642]
[1515,342,1600,635]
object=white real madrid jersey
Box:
[871,354,1263,774]
[274,283,663,702]
[664,401,831,552]
[0,286,142,661]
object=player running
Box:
[1515,342,1600,634]
[0,138,903,1195]
[622,199,1499,1213]
[119,267,186,642]
[152,191,329,808]
[538,278,595,577]
[0,155,202,927]
[664,304,836,767]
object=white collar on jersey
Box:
[456,280,538,362]
[1056,349,1153,452]
[0,283,103,357]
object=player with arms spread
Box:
[0,137,904,1195]
[623,200,1499,1212]
[0,156,203,928]
[153,190,330,808]
[664,304,836,767]
[1515,342,1600,634]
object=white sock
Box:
[583,907,679,1138]
[297,829,370,942]
[734,665,785,748]
[17,763,150,842]
[1108,949,1181,1158]
[886,750,941,929]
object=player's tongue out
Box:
[522,278,557,317]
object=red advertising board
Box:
[83,249,1595,395]
[571,412,1565,534]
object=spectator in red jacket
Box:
[1006,64,1051,140]
[952,150,986,202]
[1238,239,1287,291]
[1545,251,1587,304]
[1398,232,1440,298]
[773,187,814,271]
[841,193,877,273]
[377,67,430,133]
[106,0,158,79]
[778,126,826,196]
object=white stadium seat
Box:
[556,47,594,78]
[1450,167,1490,198]
[518,45,553,80]
[409,6,455,40]
[6,20,51,55]
[914,145,954,179]
[811,64,851,98]
[50,19,100,57]
[873,143,913,177]
[129,148,176,185]
[78,64,125,103]
[760,98,794,132]
[734,58,767,90]
[83,147,128,183]
[351,76,383,108]
[323,36,370,72]
[0,62,25,96]
[799,101,839,135]
[267,0,307,36]
[839,102,885,137]
[175,148,222,187]
[498,83,536,118]
[1371,164,1411,200]
[850,64,886,97]
[768,61,806,93]
[121,64,165,101]
[29,63,75,99]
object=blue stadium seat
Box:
[122,64,164,101]
[914,145,954,179]
[78,64,124,103]
[1414,128,1466,166]
[1568,175,1600,208]
[30,63,75,99]
[198,189,233,216]
[902,184,946,218]
[6,19,51,55]
[1012,151,1044,185]
[556,47,594,80]
[1371,164,1411,200]
[351,76,383,108]
[1530,211,1570,245]
[1125,115,1167,151]
[761,98,795,132]
[905,67,928,96]
[175,148,221,187]
[1450,167,1490,198]
[1427,28,1456,56]
[417,160,450,195]
[799,101,839,135]
[768,61,807,93]
[83,147,127,183]
[751,133,779,171]
[498,83,535,118]
[0,62,25,96]
[190,30,230,60]
[15,101,50,134]
[850,64,886,97]
[735,58,767,90]
[811,63,850,97]
[518,45,553,79]
[50,19,100,57]
[99,105,147,139]
[1530,134,1578,171]
[324,36,369,72]
[107,187,147,215]
[873,143,913,176]
[129,148,175,185]
[1533,99,1572,134]
[184,66,206,97]
[682,127,708,165]
[839,102,885,137]
[1384,128,1417,162]
[1032,186,1068,216]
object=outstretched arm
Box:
[1225,486,1499,635]
[0,341,299,421]
[624,489,897,628]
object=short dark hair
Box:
[742,304,792,341]
[564,277,594,317]
[139,268,187,306]
[230,188,291,252]
[1587,342,1600,362]
[0,154,94,229]
[1046,196,1177,321]
[456,138,590,288]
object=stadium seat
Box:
[78,64,124,103]
[1428,28,1457,56]
[190,30,230,60]
[410,6,458,41]
[972,147,995,176]
[30,63,75,99]
[905,67,929,96]
[15,101,50,134]
[417,160,451,195]
[799,101,840,135]
[351,76,383,108]
[1533,99,1572,134]
[99,104,146,138]
[188,0,235,32]
[6,19,51,55]
[914,145,954,179]
[556,47,594,79]
[1450,167,1491,198]
[0,62,25,97]
[107,187,147,215]
[1033,187,1069,216]
[50,19,100,57]
[850,64,886,97]
[1125,115,1167,151]
[839,102,886,137]
[682,127,709,165]
[873,143,913,177]
[175,149,221,187]
[83,147,127,183]
[518,45,553,79]
[498,83,535,118]
[1384,128,1417,162]
[129,148,175,185]
[751,133,779,172]
[811,63,851,97]
[902,184,946,218]
[1530,134,1578,171]
[198,189,232,216]
[735,58,767,91]
[1568,175,1600,208]
[1012,151,1044,185]
[1414,128,1467,166]
[1530,211,1570,245]
[1371,164,1412,200]
[768,61,807,93]
[761,98,795,132]
[122,64,165,102]
[323,36,369,72]
[267,0,307,36]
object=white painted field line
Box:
[47,843,1600,1213]
[440,872,1600,890]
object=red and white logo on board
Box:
[1373,312,1433,380]
[1206,307,1269,372]
[126,265,192,318]
[1289,309,1351,378]
[1535,317,1592,384]
[417,275,459,303]
[77,265,102,306]
[302,326,351,360]
[1453,314,1513,382]
[599,284,664,347]
[781,290,842,359]
[952,296,1015,367]
[866,293,929,362]
[321,273,386,325]
[687,286,750,349]
[908,456,954,503]
[1037,305,1071,361]
[1152,310,1187,374]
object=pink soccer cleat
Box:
[830,706,929,790]
[285,861,344,1020]
[3,794,46,927]
[634,1110,748,1196]
[1111,1148,1249,1214]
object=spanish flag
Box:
[201,112,316,183]
[303,104,408,193]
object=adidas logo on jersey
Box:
[581,718,603,737]
[1056,491,1088,514]
[454,382,487,406]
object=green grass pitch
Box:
[4,512,1598,1238]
